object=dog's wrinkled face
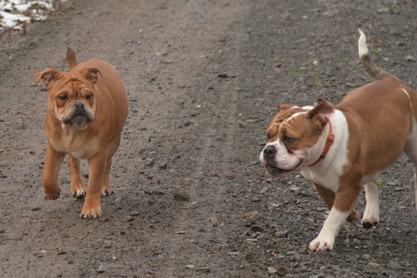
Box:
[53,79,95,130]
[259,99,333,176]
[34,67,101,130]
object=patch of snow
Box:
[0,0,54,32]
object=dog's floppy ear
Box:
[33,68,63,88]
[307,98,334,127]
[278,104,295,112]
[82,68,103,84]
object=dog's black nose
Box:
[263,145,277,159]
[74,103,84,112]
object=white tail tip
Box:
[358,29,368,58]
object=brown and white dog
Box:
[259,30,417,251]
[34,48,128,219]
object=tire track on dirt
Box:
[136,1,252,276]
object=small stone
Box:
[289,185,301,192]
[224,171,236,179]
[129,211,140,216]
[144,158,154,167]
[173,192,190,202]
[103,240,112,248]
[207,215,219,226]
[97,264,105,273]
[387,260,402,270]
[361,254,371,261]
[366,262,380,268]
[160,59,173,64]
[251,196,261,202]
[238,121,247,128]
[195,266,210,273]
[276,267,287,276]
[406,55,416,62]
[259,186,269,194]
[247,210,258,222]
[250,225,264,232]
[275,229,289,238]
[159,161,168,169]
[125,215,134,222]
[267,266,277,274]
[185,265,195,269]
[31,207,41,211]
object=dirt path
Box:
[1,0,417,277]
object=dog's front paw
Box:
[70,179,86,199]
[71,185,86,199]
[43,186,61,200]
[309,236,335,251]
[80,197,102,219]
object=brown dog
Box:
[34,48,128,218]
[260,30,417,251]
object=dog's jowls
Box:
[260,30,417,251]
[34,48,128,219]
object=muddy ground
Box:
[1,0,417,277]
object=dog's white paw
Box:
[362,182,380,229]
[361,212,379,229]
[309,235,335,251]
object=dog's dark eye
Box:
[85,94,92,100]
[58,94,68,101]
[282,134,295,145]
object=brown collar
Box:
[308,118,334,167]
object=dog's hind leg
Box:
[404,151,417,211]
[101,158,112,197]
[362,182,379,228]
[404,124,417,211]
[101,134,122,197]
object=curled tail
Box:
[66,47,78,70]
[358,29,392,80]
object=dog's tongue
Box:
[72,116,88,129]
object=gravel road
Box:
[1,0,416,277]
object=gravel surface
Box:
[1,0,417,277]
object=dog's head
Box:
[259,98,334,176]
[34,67,102,130]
